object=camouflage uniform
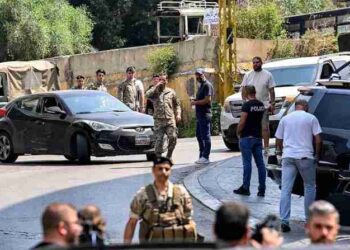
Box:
[118,79,138,111]
[145,86,181,159]
[86,82,107,92]
[129,182,194,242]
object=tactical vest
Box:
[139,184,197,243]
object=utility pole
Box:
[218,0,238,103]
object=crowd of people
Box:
[30,57,342,248]
[70,66,214,164]
[32,157,340,249]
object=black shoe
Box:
[281,223,291,233]
[257,190,265,197]
[233,186,250,196]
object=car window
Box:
[265,65,318,86]
[314,93,350,130]
[320,63,334,79]
[61,92,130,114]
[18,97,40,114]
[41,97,63,114]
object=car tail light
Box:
[0,108,7,117]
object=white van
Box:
[220,53,350,150]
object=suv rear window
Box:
[314,93,350,130]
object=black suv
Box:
[267,80,350,225]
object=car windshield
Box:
[265,65,318,87]
[314,93,350,130]
[61,92,131,114]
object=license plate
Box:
[135,135,150,145]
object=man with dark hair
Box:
[31,203,82,249]
[214,202,250,247]
[191,68,214,164]
[124,157,196,243]
[306,200,340,244]
[275,99,322,232]
[118,66,145,112]
[145,74,159,115]
[234,85,266,197]
[242,56,276,154]
[145,73,181,160]
[86,69,107,91]
[72,75,85,89]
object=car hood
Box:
[74,111,154,127]
[225,86,301,102]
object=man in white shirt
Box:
[275,99,322,233]
[242,57,276,153]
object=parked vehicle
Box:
[267,81,350,225]
[0,90,156,164]
[221,53,350,150]
[0,60,60,107]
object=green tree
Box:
[277,0,335,16]
[0,0,93,61]
[236,2,285,40]
[69,0,160,50]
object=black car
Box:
[0,90,156,164]
[267,81,350,225]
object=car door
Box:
[37,96,70,154]
[6,96,42,153]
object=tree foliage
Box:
[69,0,159,51]
[148,46,178,76]
[277,0,335,16]
[0,0,93,61]
[236,2,285,40]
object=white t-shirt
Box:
[242,69,276,108]
[275,110,322,159]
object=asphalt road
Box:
[0,137,232,250]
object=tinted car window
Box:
[314,93,350,130]
[18,97,40,114]
[266,65,318,86]
[41,97,64,114]
[61,92,130,114]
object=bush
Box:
[269,39,295,59]
[236,3,285,40]
[296,29,338,57]
[148,46,179,75]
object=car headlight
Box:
[81,120,119,131]
[224,101,231,113]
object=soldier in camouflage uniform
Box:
[145,74,181,160]
[118,66,144,112]
[71,75,85,89]
[123,157,196,244]
[86,69,107,91]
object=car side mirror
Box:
[46,106,66,115]
[330,73,341,80]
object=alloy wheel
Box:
[0,135,11,160]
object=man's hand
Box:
[139,107,145,113]
[190,100,197,106]
[176,115,181,123]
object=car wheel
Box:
[0,132,18,163]
[146,153,156,161]
[76,134,90,164]
[223,137,239,151]
[64,155,76,162]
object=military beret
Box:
[153,156,173,167]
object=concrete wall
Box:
[52,36,274,122]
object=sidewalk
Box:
[184,155,310,246]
